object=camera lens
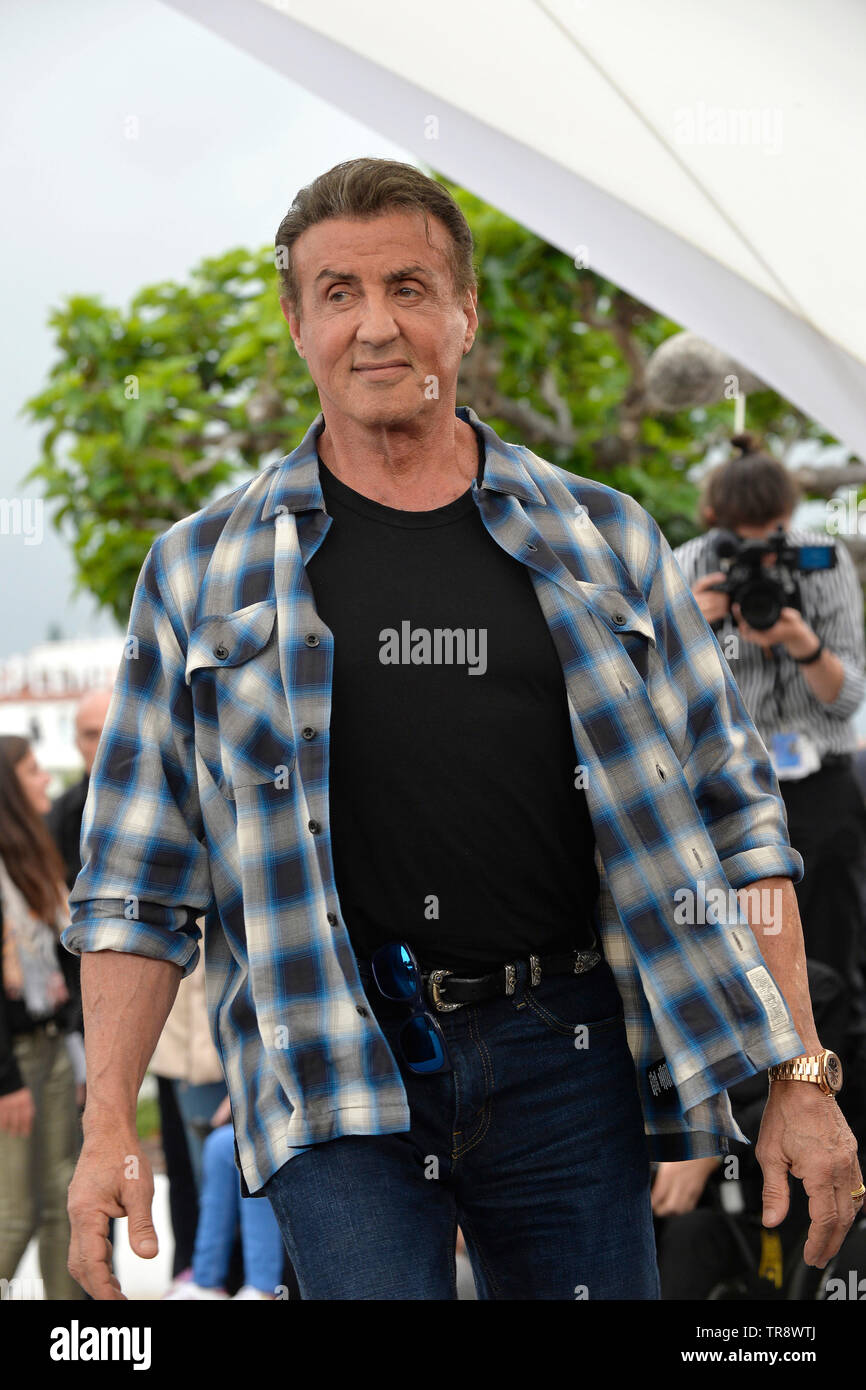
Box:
[738,581,782,630]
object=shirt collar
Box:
[260,404,546,520]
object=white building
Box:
[0,636,124,786]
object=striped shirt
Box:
[63,406,806,1195]
[673,528,866,758]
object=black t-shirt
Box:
[305,429,598,974]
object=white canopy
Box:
[163,0,866,455]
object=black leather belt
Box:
[421,945,602,1012]
[19,1018,61,1039]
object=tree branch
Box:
[792,462,866,497]
[458,340,577,448]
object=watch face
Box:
[824,1052,843,1092]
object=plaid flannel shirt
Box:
[63,405,805,1194]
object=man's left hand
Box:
[756,1081,863,1267]
[732,604,819,660]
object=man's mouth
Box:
[353,361,411,377]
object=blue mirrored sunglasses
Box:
[371,942,452,1075]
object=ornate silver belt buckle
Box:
[428,969,463,1012]
[573,948,601,976]
[504,963,517,996]
[529,955,542,988]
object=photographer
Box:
[674,434,866,984]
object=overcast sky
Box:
[0,0,414,660]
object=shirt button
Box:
[308,819,321,834]
[213,642,230,659]
[326,912,338,926]
[302,726,316,740]
[612,612,626,626]
[356,1005,370,1018]
[304,633,320,647]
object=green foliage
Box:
[443,178,832,550]
[23,249,317,623]
[22,179,835,623]
[136,1093,161,1142]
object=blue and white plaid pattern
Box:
[63,406,805,1193]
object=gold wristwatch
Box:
[768,1049,843,1096]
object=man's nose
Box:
[355,294,401,345]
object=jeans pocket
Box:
[516,964,625,1038]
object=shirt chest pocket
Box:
[184,600,295,798]
[585,591,656,681]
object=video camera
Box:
[707,526,836,630]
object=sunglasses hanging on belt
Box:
[371,941,453,1075]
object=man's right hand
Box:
[67,1125,158,1300]
[692,571,732,626]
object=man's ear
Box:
[702,505,717,527]
[279,295,304,358]
[462,286,479,354]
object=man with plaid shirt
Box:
[63,159,862,1301]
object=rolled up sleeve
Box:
[62,536,213,977]
[645,521,804,887]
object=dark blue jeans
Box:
[264,954,659,1300]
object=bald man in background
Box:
[40,689,115,1293]
[45,687,114,1061]
[47,689,113,892]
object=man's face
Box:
[75,689,112,775]
[734,514,792,565]
[733,514,792,541]
[280,209,477,430]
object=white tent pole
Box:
[734,392,747,434]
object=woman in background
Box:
[0,734,84,1299]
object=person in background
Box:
[150,946,227,1297]
[150,948,227,1191]
[42,688,119,1293]
[165,1094,286,1301]
[0,735,84,1299]
[674,437,866,986]
[150,1075,199,1291]
[153,954,295,1300]
[667,439,866,1284]
[46,688,113,893]
[45,690,113,1112]
[653,956,865,1299]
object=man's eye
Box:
[328,286,420,302]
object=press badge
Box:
[768,731,821,782]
